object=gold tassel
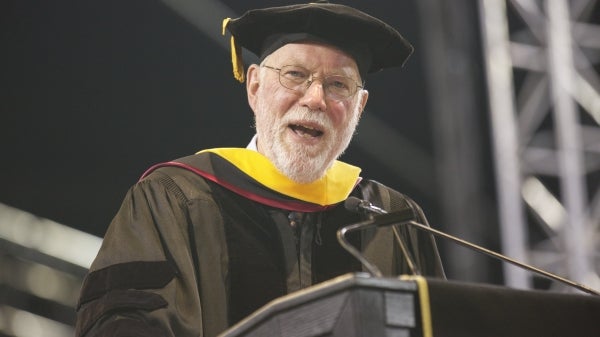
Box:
[222,18,245,83]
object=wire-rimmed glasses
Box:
[262,64,363,100]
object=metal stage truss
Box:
[479,0,600,292]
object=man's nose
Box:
[299,80,327,111]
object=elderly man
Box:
[75,2,445,337]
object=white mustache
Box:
[280,107,333,130]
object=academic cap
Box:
[222,1,414,82]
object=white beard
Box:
[254,97,362,183]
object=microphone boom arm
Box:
[336,207,417,278]
[337,217,385,278]
[372,212,600,296]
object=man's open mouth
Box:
[289,124,324,138]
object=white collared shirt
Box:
[247,134,259,152]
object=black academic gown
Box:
[75,150,445,337]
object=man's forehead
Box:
[266,42,361,75]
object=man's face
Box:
[247,42,369,183]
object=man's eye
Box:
[284,70,308,79]
[329,79,350,89]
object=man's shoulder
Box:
[136,154,214,198]
[140,153,208,179]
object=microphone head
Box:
[344,196,364,213]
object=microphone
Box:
[339,197,421,278]
[341,197,600,296]
[344,197,387,215]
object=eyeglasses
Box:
[262,65,363,100]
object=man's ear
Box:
[358,89,369,117]
[246,64,261,112]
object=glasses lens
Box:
[279,65,310,90]
[324,75,355,99]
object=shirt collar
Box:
[246,135,258,151]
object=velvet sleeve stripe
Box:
[78,261,176,308]
[75,289,168,337]
[89,318,167,337]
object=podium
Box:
[219,273,600,337]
